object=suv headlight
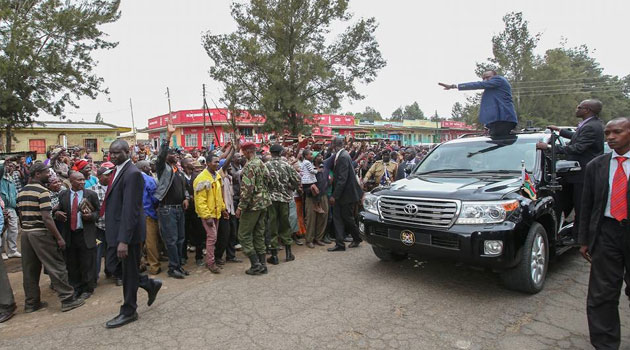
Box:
[362,193,380,215]
[456,200,519,224]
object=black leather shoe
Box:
[179,267,190,276]
[327,245,346,252]
[105,312,138,329]
[61,297,85,312]
[147,279,162,306]
[322,237,333,244]
[348,241,361,248]
[24,301,48,313]
[0,304,16,323]
[168,269,185,279]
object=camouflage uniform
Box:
[265,156,301,249]
[237,157,271,257]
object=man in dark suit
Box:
[439,70,518,137]
[328,137,364,252]
[537,99,605,245]
[54,172,100,299]
[104,140,162,328]
[579,117,630,349]
[396,149,417,181]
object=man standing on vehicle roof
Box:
[439,70,518,137]
[536,99,604,246]
[578,117,630,350]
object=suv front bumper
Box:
[360,211,528,269]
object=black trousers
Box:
[332,201,362,247]
[120,242,157,316]
[66,230,96,294]
[215,215,237,261]
[106,246,121,279]
[184,209,205,261]
[487,121,517,137]
[587,218,630,350]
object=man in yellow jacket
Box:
[193,153,227,273]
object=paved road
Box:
[1,243,629,349]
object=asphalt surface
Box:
[1,243,629,350]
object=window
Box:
[185,134,198,147]
[29,139,46,154]
[240,127,253,136]
[84,139,97,152]
[202,133,214,147]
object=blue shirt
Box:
[142,172,159,220]
[458,75,518,126]
[69,189,84,230]
[84,175,99,189]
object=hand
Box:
[535,142,550,150]
[167,120,176,135]
[547,125,560,132]
[55,211,68,222]
[57,238,66,250]
[438,82,456,90]
[117,242,129,259]
[579,245,591,263]
[81,212,91,220]
[329,197,336,206]
[221,210,229,219]
[235,208,241,219]
[182,199,189,210]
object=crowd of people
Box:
[0,120,432,327]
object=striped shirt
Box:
[17,183,52,232]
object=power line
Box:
[512,82,627,91]
[517,87,627,97]
[510,76,614,85]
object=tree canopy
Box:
[0,0,120,151]
[203,0,386,135]
[353,106,382,121]
[390,101,425,121]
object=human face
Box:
[166,152,179,164]
[109,144,129,165]
[575,101,591,119]
[182,159,194,173]
[36,168,51,185]
[48,178,62,192]
[98,173,111,186]
[81,164,92,178]
[482,71,495,81]
[382,153,391,163]
[69,173,85,191]
[208,156,219,172]
[605,120,630,154]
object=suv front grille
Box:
[378,196,459,228]
[431,235,460,250]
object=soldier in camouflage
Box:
[265,144,301,264]
[235,142,272,275]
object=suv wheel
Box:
[500,222,549,294]
[372,246,407,262]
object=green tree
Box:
[203,0,386,135]
[403,101,425,120]
[355,106,382,121]
[430,109,442,122]
[94,112,103,123]
[0,0,120,151]
[391,106,403,121]
[450,102,464,121]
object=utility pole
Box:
[202,84,207,149]
[129,98,137,145]
[166,87,173,144]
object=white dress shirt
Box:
[69,189,84,230]
[604,150,630,218]
[112,158,131,184]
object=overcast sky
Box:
[47,0,629,129]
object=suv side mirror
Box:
[555,160,580,174]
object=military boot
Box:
[285,245,295,262]
[246,255,263,275]
[267,249,279,265]
[258,254,268,274]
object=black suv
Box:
[359,132,580,294]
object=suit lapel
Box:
[107,161,130,198]
[601,153,612,205]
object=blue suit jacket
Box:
[458,75,518,126]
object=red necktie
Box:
[71,192,79,231]
[611,156,628,221]
[99,167,117,217]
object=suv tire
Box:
[500,222,549,294]
[372,246,407,262]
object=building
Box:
[117,131,150,145]
[3,121,131,161]
[141,108,477,149]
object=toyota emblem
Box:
[403,203,419,215]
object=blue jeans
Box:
[158,205,186,271]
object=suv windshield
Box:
[414,137,538,175]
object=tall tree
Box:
[403,101,425,120]
[0,0,120,151]
[450,102,464,121]
[94,112,103,123]
[355,106,382,121]
[391,106,403,121]
[203,0,386,135]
